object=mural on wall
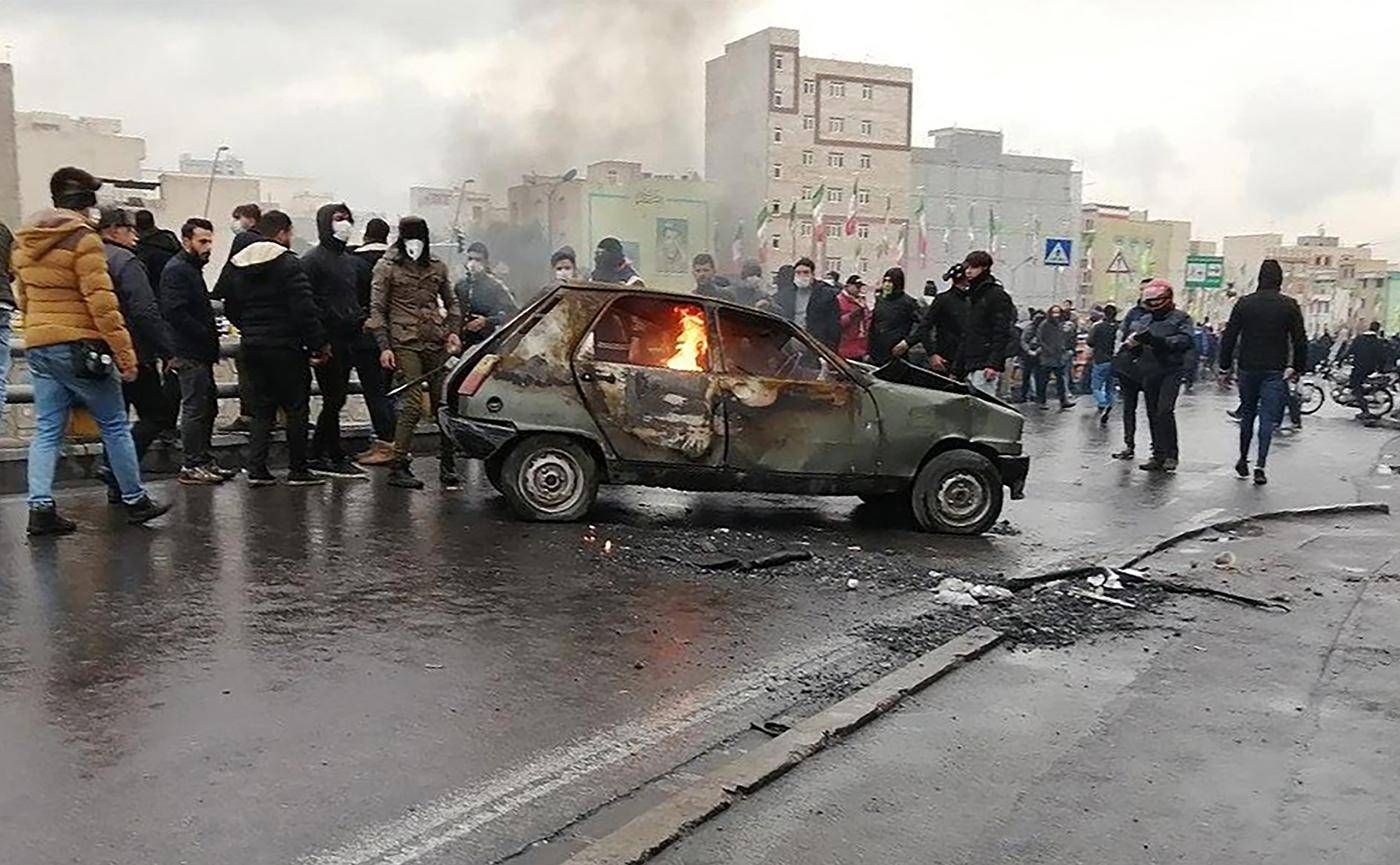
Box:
[622,240,642,271]
[655,218,690,274]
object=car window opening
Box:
[592,297,710,372]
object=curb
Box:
[559,626,1005,865]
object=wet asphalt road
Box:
[0,387,1394,865]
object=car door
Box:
[715,306,881,477]
[572,294,726,467]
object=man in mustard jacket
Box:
[12,167,171,535]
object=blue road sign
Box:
[1044,237,1073,267]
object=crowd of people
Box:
[0,165,1393,537]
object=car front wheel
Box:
[911,450,1004,535]
[501,434,599,522]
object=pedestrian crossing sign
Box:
[1043,238,1072,267]
[1106,249,1132,274]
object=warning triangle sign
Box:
[1045,241,1071,266]
[1106,250,1131,274]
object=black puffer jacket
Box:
[869,293,922,365]
[351,242,389,313]
[222,238,325,352]
[912,289,967,364]
[134,228,181,288]
[955,273,1016,373]
[158,249,220,363]
[300,203,362,341]
[212,228,262,300]
[103,239,173,364]
[1124,307,1194,376]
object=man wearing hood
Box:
[590,237,644,286]
[777,257,840,350]
[951,251,1016,396]
[370,217,463,491]
[223,210,330,487]
[12,167,170,534]
[133,210,182,284]
[1121,279,1194,472]
[1217,259,1307,485]
[454,241,519,350]
[348,217,396,465]
[300,201,365,479]
[869,267,922,365]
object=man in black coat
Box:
[222,210,329,486]
[1346,322,1387,420]
[1123,280,1194,472]
[300,201,365,478]
[210,203,265,432]
[349,217,396,462]
[159,218,227,484]
[912,264,969,375]
[454,240,520,349]
[132,209,182,288]
[776,257,841,350]
[952,250,1016,395]
[870,267,922,365]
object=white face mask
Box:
[466,259,485,275]
[555,267,575,281]
[794,275,813,289]
[230,220,246,235]
[403,239,425,260]
[331,219,354,242]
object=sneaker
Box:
[356,441,398,467]
[1138,458,1168,472]
[440,468,461,491]
[218,416,252,435]
[311,458,368,480]
[179,465,225,485]
[96,465,122,504]
[1111,449,1135,461]
[1234,458,1250,479]
[1162,458,1179,472]
[1059,399,1077,410]
[1035,402,1049,411]
[388,463,425,490]
[27,506,77,537]
[1098,405,1113,427]
[212,464,241,480]
[286,469,327,486]
[1253,467,1268,485]
[125,495,172,526]
[246,468,278,487]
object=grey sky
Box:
[6,0,1397,257]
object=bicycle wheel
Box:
[1297,381,1325,415]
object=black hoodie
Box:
[300,202,363,340]
[133,227,182,284]
[869,268,923,364]
[223,238,325,353]
[1218,260,1307,373]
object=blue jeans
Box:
[26,343,147,508]
[1237,369,1287,467]
[0,308,12,426]
[1091,361,1115,409]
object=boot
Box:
[28,506,78,537]
[388,460,425,490]
[438,435,460,490]
[126,495,172,526]
[357,440,397,467]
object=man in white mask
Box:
[551,246,577,282]
[453,241,518,350]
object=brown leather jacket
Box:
[368,246,462,352]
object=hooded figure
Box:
[454,240,519,348]
[133,210,182,284]
[868,267,922,364]
[590,237,644,286]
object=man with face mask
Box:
[778,257,841,350]
[300,202,366,479]
[590,236,644,286]
[1122,279,1194,471]
[13,167,171,533]
[349,217,397,465]
[454,241,519,349]
[371,217,463,490]
[551,246,577,282]
[732,259,771,310]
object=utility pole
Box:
[202,145,229,218]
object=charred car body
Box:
[441,284,1028,534]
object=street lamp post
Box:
[202,145,229,218]
[546,167,578,251]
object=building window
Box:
[857,224,870,239]
[857,189,870,205]
[826,257,843,274]
[861,83,873,100]
[860,119,872,135]
[859,257,870,273]
[827,151,845,168]
[802,114,815,131]
[771,200,782,214]
[828,187,844,203]
[774,53,785,70]
[801,221,813,237]
[772,89,784,108]
[859,153,871,170]
[773,127,783,143]
[827,80,846,97]
[802,150,815,166]
[801,185,812,200]
[772,163,783,179]
[802,79,816,95]
[771,234,782,249]
[606,169,619,184]
[828,116,845,133]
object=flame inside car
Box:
[664,307,708,371]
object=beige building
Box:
[14,111,145,219]
[0,64,20,226]
[706,27,913,279]
[409,184,500,244]
[507,160,718,293]
[1079,204,1191,311]
[1221,231,1388,335]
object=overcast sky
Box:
[5,0,1397,257]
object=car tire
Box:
[911,450,1003,535]
[484,452,506,495]
[500,434,599,522]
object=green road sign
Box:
[1186,254,1224,289]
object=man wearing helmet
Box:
[1120,279,1195,472]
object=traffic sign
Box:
[1043,237,1072,267]
[1106,249,1131,274]
[1185,254,1224,289]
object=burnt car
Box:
[441,284,1027,534]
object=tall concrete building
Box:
[0,64,21,227]
[706,28,913,279]
[1221,231,1389,334]
[14,111,145,218]
[1079,204,1191,311]
[910,128,1080,309]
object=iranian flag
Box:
[787,200,799,254]
[843,177,859,236]
[914,199,928,265]
[753,205,771,262]
[731,220,745,265]
[893,221,908,267]
[810,183,828,246]
[876,195,892,258]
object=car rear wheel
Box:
[501,434,599,522]
[911,450,1003,535]
[484,452,505,494]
